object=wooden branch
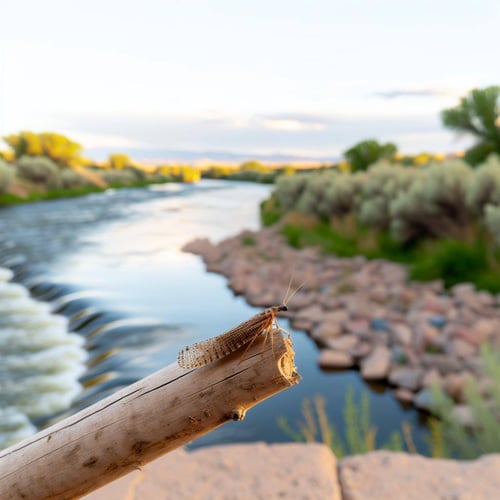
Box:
[0,330,300,500]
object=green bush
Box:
[0,159,15,193]
[466,155,500,214]
[101,169,138,186]
[410,240,488,287]
[16,156,62,189]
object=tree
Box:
[108,153,132,170]
[343,139,397,172]
[3,131,82,167]
[441,86,500,166]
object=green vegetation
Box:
[262,156,500,292]
[280,347,500,459]
[278,388,407,458]
[441,86,500,166]
[430,345,500,458]
[343,139,398,172]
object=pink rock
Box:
[446,339,477,358]
[344,319,370,337]
[390,323,412,345]
[350,341,373,359]
[361,346,390,380]
[393,388,414,403]
[311,321,342,340]
[326,335,358,351]
[318,349,354,369]
[295,304,324,323]
[339,451,500,500]
[421,368,444,389]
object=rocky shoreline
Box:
[183,227,500,420]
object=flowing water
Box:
[0,180,431,452]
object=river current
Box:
[0,180,430,451]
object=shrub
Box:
[466,155,500,215]
[390,161,472,243]
[16,156,62,189]
[101,169,137,186]
[0,159,15,193]
[359,162,419,229]
[59,169,90,189]
[274,174,310,211]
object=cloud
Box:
[372,88,461,99]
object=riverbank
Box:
[84,443,500,499]
[183,226,500,423]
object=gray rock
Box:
[414,388,435,411]
[311,321,342,340]
[389,367,422,391]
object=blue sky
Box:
[1,0,498,160]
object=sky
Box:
[0,0,499,161]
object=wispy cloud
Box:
[371,87,465,99]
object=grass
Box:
[278,388,408,458]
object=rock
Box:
[393,388,414,403]
[85,443,341,500]
[326,335,358,351]
[339,451,500,500]
[323,309,349,325]
[446,338,477,358]
[390,323,412,345]
[370,318,389,331]
[361,346,390,380]
[350,341,373,359]
[413,388,435,411]
[290,317,314,333]
[295,304,324,323]
[318,349,354,369]
[311,321,342,340]
[389,367,422,391]
[344,319,370,337]
[444,372,473,401]
[428,315,447,328]
[369,284,389,303]
[471,319,496,343]
[421,368,444,389]
[421,354,461,374]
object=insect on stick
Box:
[177,279,304,370]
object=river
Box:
[0,180,430,451]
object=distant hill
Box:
[83,147,338,165]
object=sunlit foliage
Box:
[4,132,82,167]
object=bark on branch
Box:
[0,330,300,499]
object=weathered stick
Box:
[0,330,299,500]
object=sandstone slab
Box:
[84,443,341,500]
[339,451,500,500]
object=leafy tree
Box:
[240,160,268,172]
[108,153,132,170]
[343,139,397,172]
[441,86,500,165]
[3,131,82,167]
